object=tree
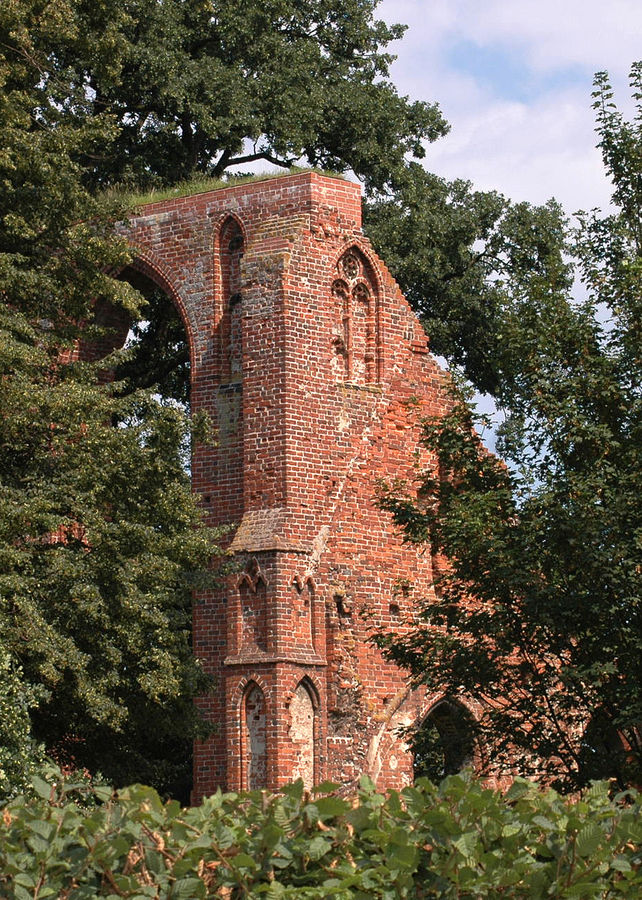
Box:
[0,652,45,798]
[56,0,446,192]
[378,67,642,790]
[0,0,218,795]
[364,164,570,394]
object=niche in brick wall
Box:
[331,248,379,385]
[218,216,244,381]
[291,576,315,650]
[239,574,267,653]
[289,681,316,788]
[242,682,267,789]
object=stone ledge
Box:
[224,653,327,667]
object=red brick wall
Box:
[120,172,462,798]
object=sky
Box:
[377,0,642,217]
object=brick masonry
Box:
[118,172,470,799]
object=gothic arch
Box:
[237,572,267,653]
[79,247,195,388]
[213,211,248,257]
[330,243,382,384]
[578,711,639,788]
[288,678,319,788]
[285,673,321,708]
[330,240,384,299]
[292,574,318,594]
[237,569,267,594]
[232,673,272,708]
[239,679,268,790]
[414,695,479,780]
[215,214,246,379]
[291,575,317,649]
[124,247,196,367]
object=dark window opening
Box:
[412,698,476,782]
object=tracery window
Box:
[331,249,378,384]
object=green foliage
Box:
[2,345,219,786]
[114,285,192,406]
[0,652,46,799]
[0,0,220,795]
[43,0,446,192]
[364,165,571,394]
[378,67,642,790]
[1,772,641,897]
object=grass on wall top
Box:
[110,167,348,210]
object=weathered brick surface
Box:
[119,172,459,799]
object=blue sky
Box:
[445,41,588,105]
[377,0,642,215]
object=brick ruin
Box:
[119,172,473,799]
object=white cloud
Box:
[380,0,642,77]
[451,0,642,76]
[376,0,641,212]
[425,88,611,211]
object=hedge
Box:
[0,769,641,898]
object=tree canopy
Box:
[51,0,447,191]
[0,0,219,795]
[379,66,642,791]
[364,166,570,394]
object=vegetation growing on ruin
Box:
[3,0,642,801]
[116,168,347,210]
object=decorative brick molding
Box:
[119,172,455,799]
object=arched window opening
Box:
[331,279,350,381]
[291,579,314,648]
[242,682,267,790]
[412,699,476,782]
[239,576,267,653]
[218,218,245,380]
[113,267,191,411]
[289,681,316,789]
[75,264,195,802]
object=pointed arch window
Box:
[218,217,245,380]
[331,249,378,384]
[290,681,316,788]
[242,682,267,789]
[413,698,476,781]
[239,574,267,653]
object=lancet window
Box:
[219,217,245,380]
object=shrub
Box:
[0,771,641,898]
